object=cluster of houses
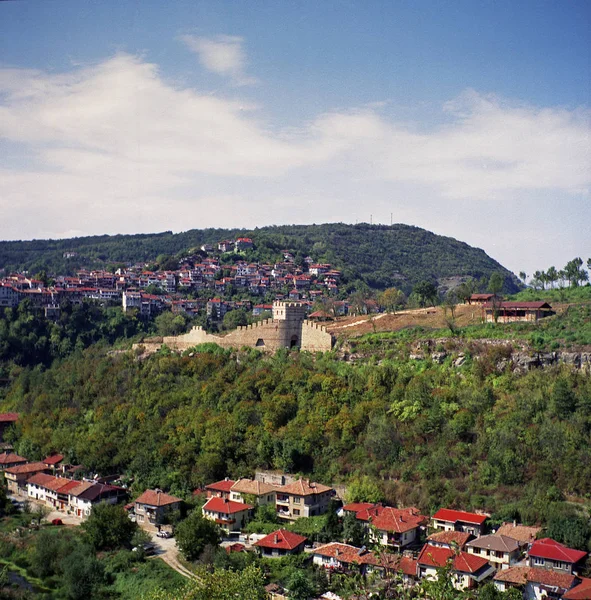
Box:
[0,243,343,320]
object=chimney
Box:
[513,519,517,527]
[335,548,340,556]
[274,534,279,544]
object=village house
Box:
[431,508,488,536]
[427,530,473,550]
[527,538,587,575]
[134,489,183,531]
[253,529,307,558]
[484,301,554,324]
[201,497,253,534]
[493,566,579,599]
[465,534,523,570]
[0,452,27,471]
[205,478,235,500]
[42,454,65,473]
[352,504,428,550]
[468,293,496,304]
[67,481,127,518]
[229,478,278,506]
[495,522,542,547]
[417,544,495,590]
[4,462,48,495]
[275,478,334,521]
[563,577,591,600]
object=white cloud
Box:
[0,53,589,274]
[179,34,257,86]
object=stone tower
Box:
[272,301,307,348]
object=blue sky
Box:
[0,0,589,276]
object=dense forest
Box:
[0,223,520,293]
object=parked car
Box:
[157,530,172,539]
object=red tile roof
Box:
[26,473,56,487]
[0,413,18,423]
[563,578,591,600]
[432,508,488,526]
[355,505,428,533]
[205,479,235,493]
[254,529,307,551]
[417,544,489,573]
[427,530,473,547]
[202,497,253,515]
[342,502,375,513]
[135,489,182,507]
[278,478,332,496]
[0,453,27,466]
[43,454,64,465]
[526,568,577,590]
[529,538,587,564]
[5,462,47,475]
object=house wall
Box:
[528,556,575,574]
[373,527,418,549]
[467,547,517,568]
[230,491,276,506]
[276,490,332,521]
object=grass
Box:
[109,558,186,600]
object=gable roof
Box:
[205,479,236,493]
[26,473,56,487]
[563,577,591,600]
[0,413,18,423]
[526,567,577,590]
[417,544,489,573]
[278,478,332,496]
[254,529,307,550]
[432,508,488,526]
[427,530,473,547]
[230,478,278,496]
[202,497,253,515]
[529,538,587,564]
[43,454,65,465]
[466,534,520,553]
[342,502,375,513]
[135,489,182,507]
[5,462,47,475]
[355,505,427,533]
[496,523,542,544]
[485,301,552,310]
[0,453,27,466]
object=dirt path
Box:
[149,533,197,580]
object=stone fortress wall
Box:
[136,301,335,354]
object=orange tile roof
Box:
[230,478,278,496]
[427,530,472,547]
[135,489,182,507]
[563,578,591,600]
[26,473,56,487]
[494,566,577,591]
[43,454,64,465]
[496,523,541,544]
[254,529,307,551]
[203,497,253,515]
[205,479,235,493]
[417,544,489,573]
[5,462,47,475]
[0,453,27,466]
[355,505,427,533]
[278,478,332,496]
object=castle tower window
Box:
[290,335,299,349]
[256,339,265,347]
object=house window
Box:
[293,509,300,516]
[293,497,300,504]
[533,557,544,566]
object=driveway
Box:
[148,532,197,580]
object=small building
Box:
[495,522,542,547]
[0,452,27,471]
[431,508,488,537]
[493,566,578,599]
[484,301,554,324]
[528,538,587,575]
[417,544,495,590]
[205,478,235,500]
[312,542,375,573]
[229,478,277,506]
[68,481,127,518]
[275,478,334,521]
[201,497,253,533]
[427,530,473,550]
[563,577,591,600]
[469,294,496,304]
[353,504,428,550]
[254,529,307,558]
[465,534,522,570]
[134,489,183,531]
[43,454,65,472]
[4,462,48,495]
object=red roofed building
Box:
[134,489,183,531]
[43,454,65,472]
[275,478,334,521]
[418,543,495,589]
[0,452,27,471]
[354,505,428,549]
[484,301,554,323]
[494,566,579,598]
[564,577,591,600]
[4,462,48,495]
[427,530,473,550]
[254,529,307,558]
[205,478,236,500]
[431,508,488,536]
[202,497,253,533]
[341,502,375,515]
[528,538,587,574]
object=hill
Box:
[0,223,520,293]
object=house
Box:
[201,497,253,533]
[340,502,375,517]
[0,452,27,471]
[417,544,495,590]
[4,462,48,495]
[134,489,183,531]
[312,542,376,573]
[27,473,58,503]
[353,504,428,550]
[68,481,127,518]
[235,238,254,251]
[465,534,522,570]
[43,454,65,472]
[493,566,578,599]
[205,478,235,500]
[431,508,488,536]
[427,530,473,550]
[563,577,591,600]
[495,522,542,546]
[469,294,496,304]
[528,538,587,574]
[484,301,554,324]
[253,529,307,558]
[229,478,277,506]
[275,478,333,521]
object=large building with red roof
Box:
[528,538,587,574]
[494,566,580,598]
[134,489,183,531]
[253,529,307,558]
[205,478,236,500]
[431,508,488,536]
[275,478,334,521]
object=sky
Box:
[0,0,590,276]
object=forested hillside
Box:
[0,223,519,293]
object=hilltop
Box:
[0,223,520,293]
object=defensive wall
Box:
[135,301,335,354]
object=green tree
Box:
[345,476,384,504]
[342,512,368,547]
[175,510,221,561]
[61,550,106,600]
[546,514,591,551]
[546,266,558,289]
[378,287,406,312]
[82,502,137,551]
[413,281,438,307]
[286,569,316,600]
[488,271,505,294]
[564,258,586,287]
[222,309,249,331]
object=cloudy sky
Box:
[1,1,589,276]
